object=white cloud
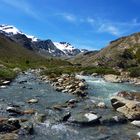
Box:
[63,14,76,22]
[1,0,40,20]
[98,24,120,36]
[86,17,95,25]
[56,13,76,22]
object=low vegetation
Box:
[42,66,120,77]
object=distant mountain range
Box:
[0,24,88,57]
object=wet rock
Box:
[73,89,87,97]
[101,115,127,125]
[137,132,140,138]
[111,97,126,110]
[97,102,106,108]
[131,120,140,127]
[62,112,71,122]
[27,99,38,104]
[6,107,23,115]
[117,91,140,101]
[55,86,64,92]
[2,81,11,85]
[58,78,64,83]
[23,109,35,115]
[104,74,122,83]
[52,104,63,111]
[78,82,87,90]
[0,85,7,89]
[62,89,68,93]
[70,112,101,126]
[111,96,140,120]
[0,118,20,133]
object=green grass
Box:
[0,34,72,80]
[0,68,16,81]
[42,66,120,77]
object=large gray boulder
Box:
[111,96,140,120]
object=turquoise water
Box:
[77,75,140,102]
[0,72,140,140]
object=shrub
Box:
[129,67,140,77]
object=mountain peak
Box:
[0,24,23,35]
[0,24,38,42]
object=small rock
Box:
[137,132,140,138]
[66,99,78,104]
[55,87,64,92]
[23,109,35,115]
[131,120,140,127]
[2,81,11,85]
[84,113,98,121]
[27,99,38,104]
[0,85,6,88]
[97,102,106,108]
[53,105,63,111]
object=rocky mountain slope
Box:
[71,32,140,68]
[0,24,85,57]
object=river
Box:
[0,72,140,140]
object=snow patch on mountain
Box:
[53,42,80,55]
[0,24,23,35]
[0,24,38,42]
[26,35,38,42]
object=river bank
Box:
[0,70,140,139]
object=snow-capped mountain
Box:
[53,42,81,56]
[0,24,87,57]
[0,24,38,42]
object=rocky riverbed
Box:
[0,70,140,140]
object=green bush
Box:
[0,68,16,80]
[129,67,140,77]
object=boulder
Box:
[69,112,101,126]
[111,96,140,120]
[0,118,20,133]
[104,74,121,83]
[117,91,140,101]
[101,115,127,125]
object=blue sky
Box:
[0,0,140,50]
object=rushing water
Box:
[0,72,140,140]
[77,75,140,103]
